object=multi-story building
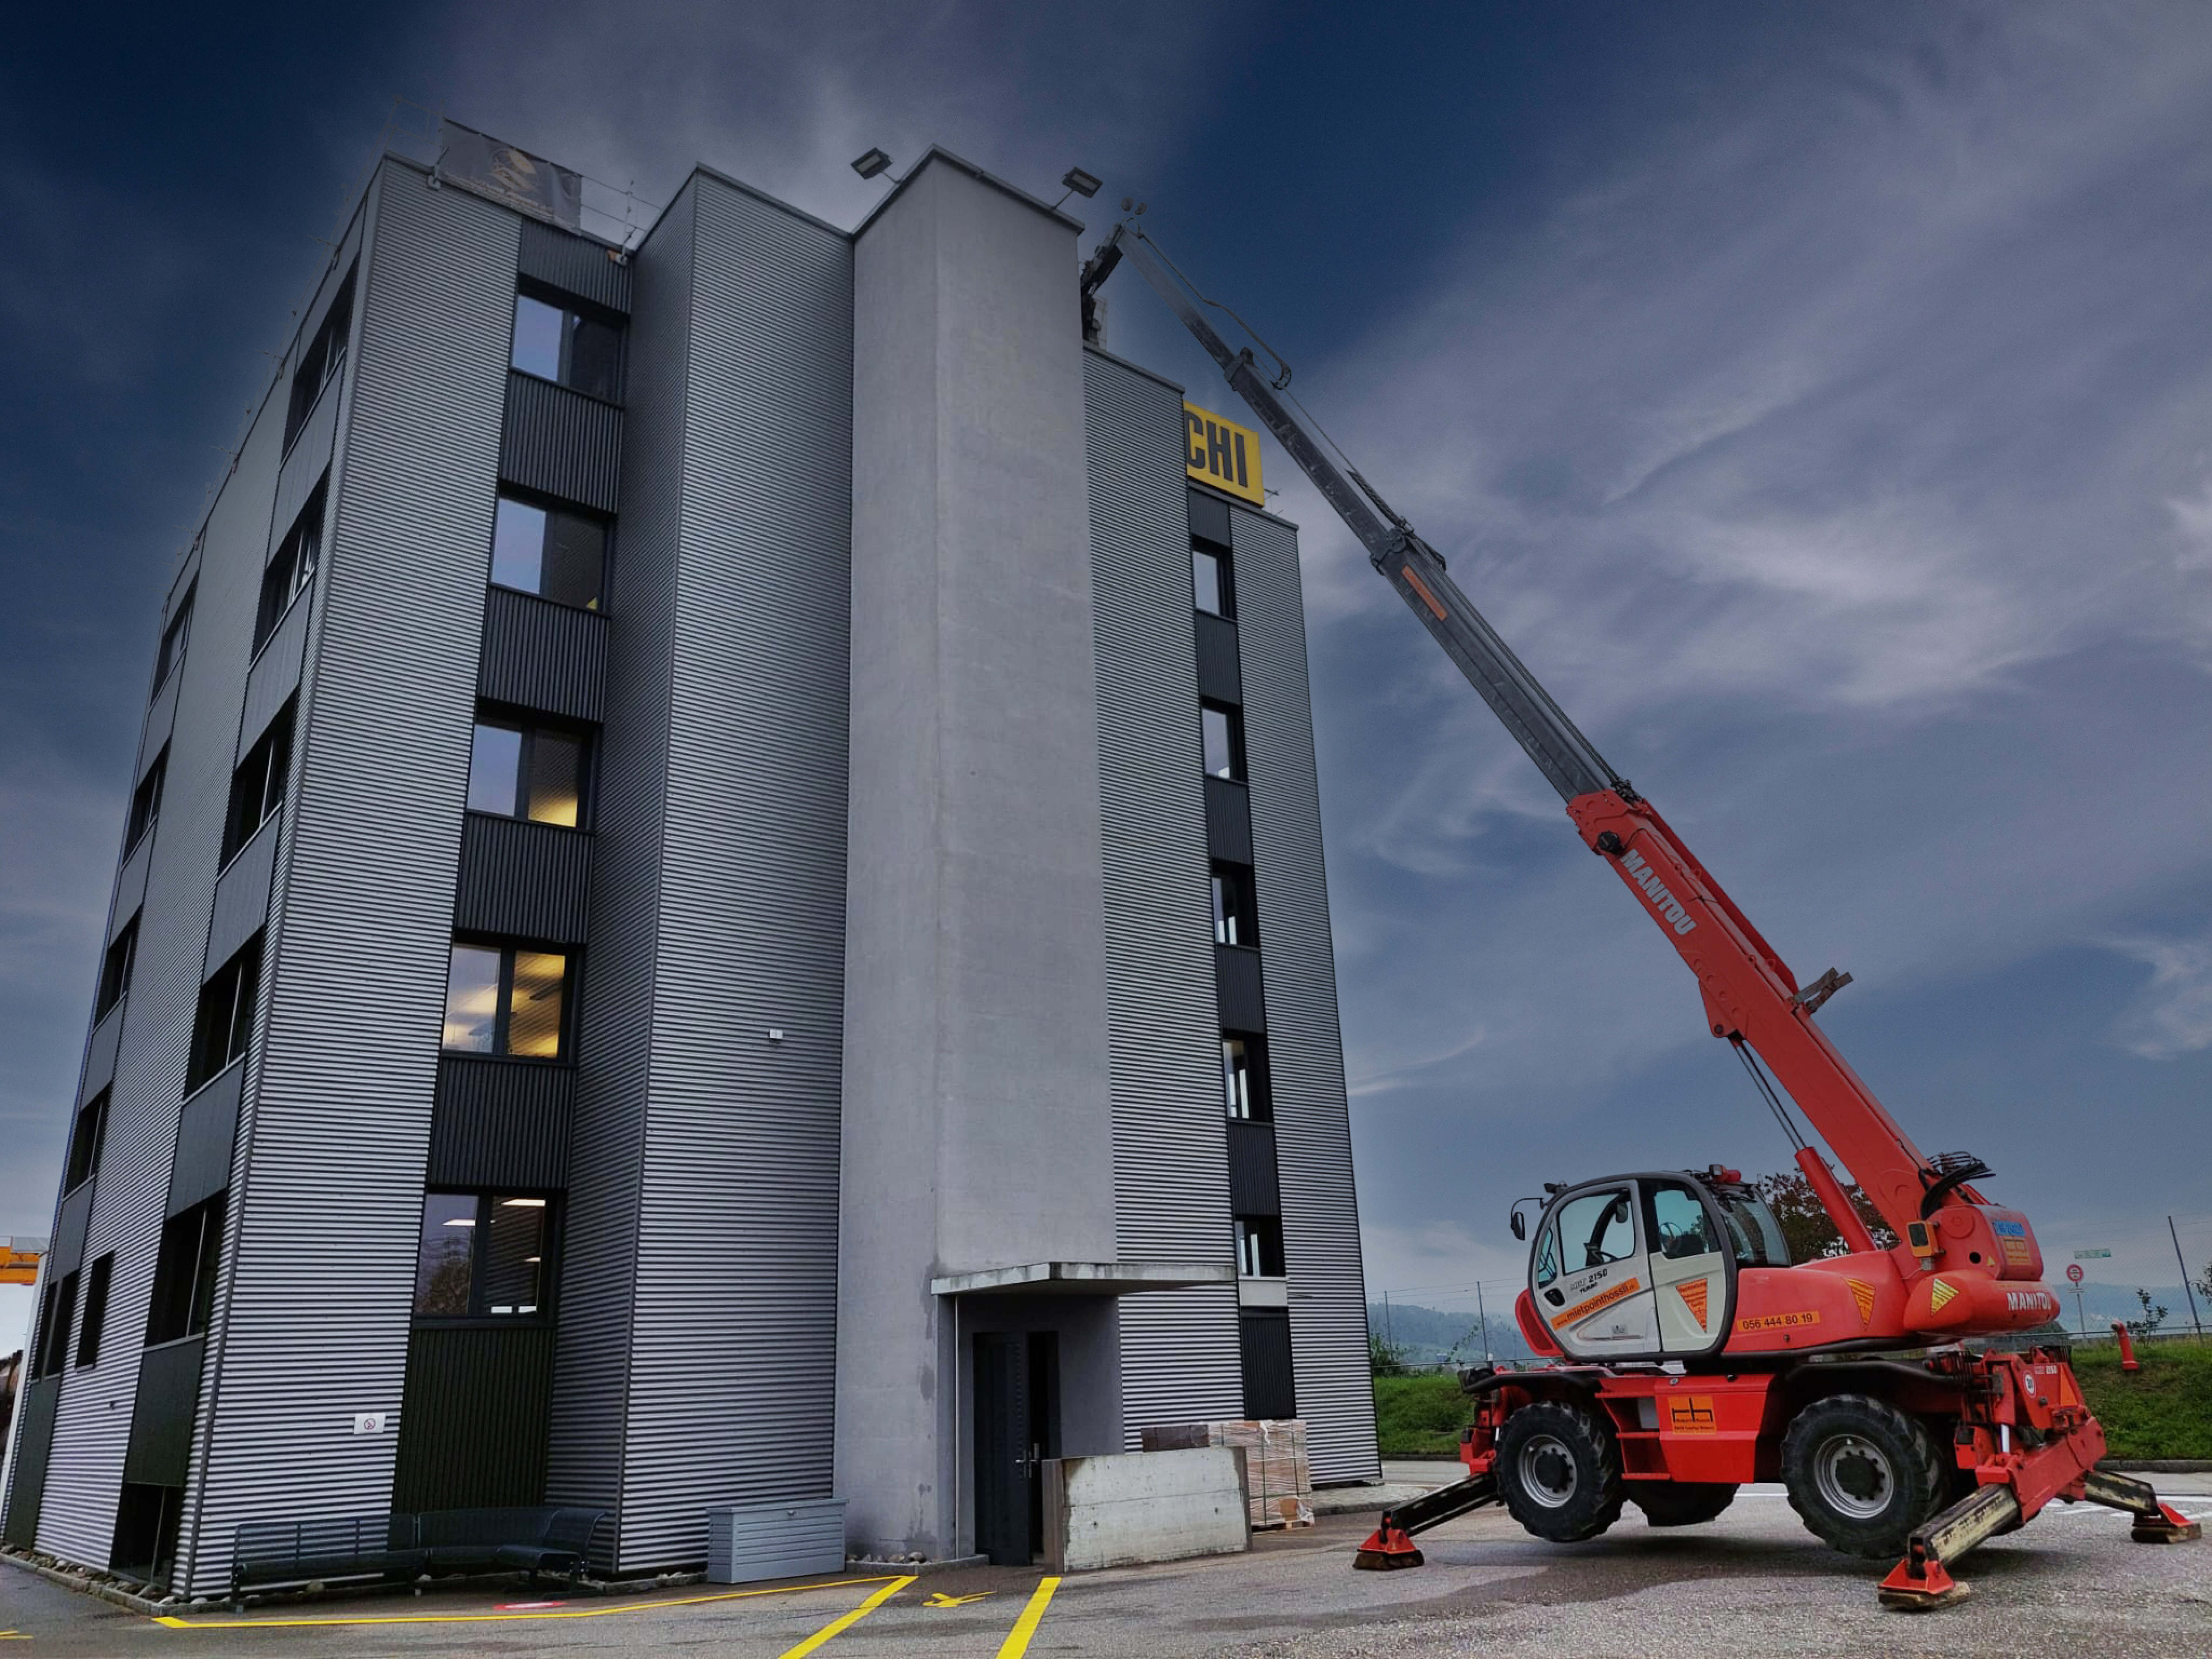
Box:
[1,132,1375,1594]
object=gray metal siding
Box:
[453,814,594,942]
[519,219,633,314]
[477,587,608,722]
[612,170,853,1574]
[238,595,309,759]
[1082,348,1245,1445]
[428,1057,573,1189]
[167,1063,243,1217]
[1214,944,1267,1032]
[500,372,623,514]
[1230,505,1378,1483]
[181,161,520,1598]
[206,818,279,970]
[547,180,692,1567]
[1194,611,1243,705]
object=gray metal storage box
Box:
[707,1497,848,1585]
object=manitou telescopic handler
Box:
[1082,216,2200,1609]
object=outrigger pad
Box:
[1353,1516,1425,1571]
[2132,1503,2203,1545]
[1876,1556,1971,1612]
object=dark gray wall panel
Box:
[167,1061,243,1218]
[1194,612,1242,706]
[238,595,309,759]
[519,219,632,314]
[500,372,623,514]
[1214,945,1266,1032]
[1187,487,1232,550]
[1238,1310,1296,1420]
[79,1008,123,1108]
[206,818,278,970]
[547,179,693,1567]
[272,386,336,547]
[124,1338,206,1487]
[393,1325,554,1511]
[1227,1120,1281,1218]
[453,814,594,943]
[1082,349,1245,1447]
[2,1380,59,1547]
[1231,504,1377,1483]
[428,1057,573,1190]
[184,161,517,1599]
[51,1183,93,1277]
[114,834,152,927]
[139,669,179,778]
[612,170,853,1575]
[478,587,608,722]
[1204,776,1253,865]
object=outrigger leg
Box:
[1352,1473,1499,1571]
[2081,1468,2203,1545]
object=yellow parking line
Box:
[996,1576,1061,1658]
[150,1573,910,1630]
[777,1575,911,1657]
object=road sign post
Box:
[2066,1262,2086,1335]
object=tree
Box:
[1753,1171,1895,1262]
[2126,1288,2169,1338]
[1369,1333,1410,1377]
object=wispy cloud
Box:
[2107,931,2212,1060]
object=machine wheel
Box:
[1631,1482,1738,1527]
[1781,1394,1948,1559]
[1495,1399,1625,1543]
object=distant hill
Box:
[1368,1281,2199,1370]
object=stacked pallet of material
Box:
[1141,1419,1314,1529]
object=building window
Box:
[442,941,570,1058]
[284,267,355,451]
[1193,541,1234,619]
[126,749,167,855]
[65,1089,109,1192]
[223,704,295,864]
[96,917,139,1020]
[1235,1216,1286,1278]
[490,491,608,612]
[145,1194,225,1346]
[413,1192,553,1318]
[1222,1033,1272,1121]
[255,482,325,651]
[1201,702,1245,781]
[76,1253,114,1369]
[469,716,588,827]
[1211,862,1259,948]
[34,1270,78,1379]
[187,935,263,1092]
[153,586,194,696]
[511,288,623,402]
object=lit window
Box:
[469,718,587,827]
[490,492,608,611]
[1211,862,1259,948]
[1235,1216,1285,1278]
[413,1192,553,1318]
[510,292,623,401]
[443,941,570,1058]
[1201,702,1245,781]
[1192,543,1234,618]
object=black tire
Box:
[1495,1399,1625,1543]
[1632,1482,1738,1527]
[1781,1394,1948,1559]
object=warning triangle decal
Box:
[1928,1279,1958,1314]
[1676,1280,1710,1328]
[1848,1279,1876,1325]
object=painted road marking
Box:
[996,1576,1061,1659]
[778,1576,910,1658]
[150,1574,912,1630]
[925,1590,995,1607]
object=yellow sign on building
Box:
[1184,402,1265,506]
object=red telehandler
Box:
[1082,217,2201,1608]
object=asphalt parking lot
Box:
[3,1466,2208,1657]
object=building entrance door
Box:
[973,1331,1060,1565]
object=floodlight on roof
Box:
[851,147,892,181]
[1061,168,1102,199]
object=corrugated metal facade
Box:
[1082,348,1247,1442]
[184,162,517,1596]
[1231,506,1379,1484]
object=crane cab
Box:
[1516,1171,1790,1363]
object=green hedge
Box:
[1371,1341,2212,1461]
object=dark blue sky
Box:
[7,4,2211,1343]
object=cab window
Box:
[1547,1189,1637,1281]
[1649,1185,1721,1260]
[1719,1196,1792,1267]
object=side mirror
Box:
[1510,1210,1526,1241]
